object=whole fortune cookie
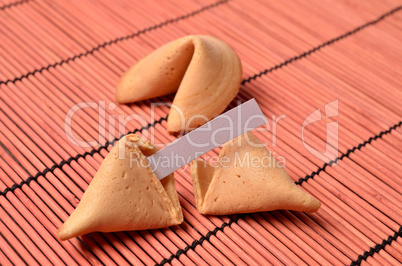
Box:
[115,35,242,134]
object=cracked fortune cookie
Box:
[115,35,242,134]
[190,132,321,215]
[57,135,183,240]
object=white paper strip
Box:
[148,99,268,180]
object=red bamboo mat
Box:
[0,0,401,265]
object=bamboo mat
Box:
[0,0,401,265]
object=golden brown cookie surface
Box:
[191,132,321,215]
[116,35,242,134]
[57,135,183,241]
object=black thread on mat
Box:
[0,116,167,197]
[0,0,30,11]
[155,121,402,265]
[295,121,402,185]
[241,5,402,85]
[0,0,228,86]
[350,226,402,265]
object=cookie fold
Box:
[58,135,183,241]
[115,35,242,134]
[191,132,321,215]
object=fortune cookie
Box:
[58,135,183,240]
[191,132,321,215]
[116,35,242,134]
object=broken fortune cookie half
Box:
[57,135,183,241]
[115,35,242,134]
[191,132,321,215]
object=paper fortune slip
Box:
[147,99,268,180]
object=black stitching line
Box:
[155,121,401,265]
[241,5,402,85]
[0,0,228,86]
[0,116,167,197]
[350,226,402,265]
[0,0,30,11]
[296,121,402,185]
